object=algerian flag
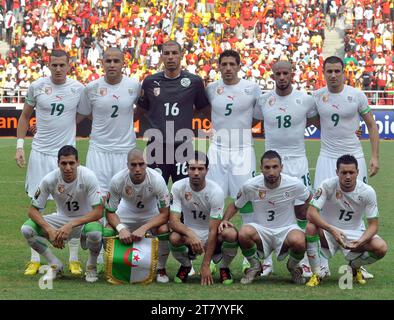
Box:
[105,237,158,284]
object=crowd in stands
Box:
[0,0,392,104]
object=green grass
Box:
[0,138,393,300]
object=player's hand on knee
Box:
[218,220,234,234]
[189,236,204,255]
[119,229,133,244]
[200,264,214,286]
[331,228,347,248]
[346,240,362,251]
[15,148,25,168]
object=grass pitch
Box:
[0,138,393,300]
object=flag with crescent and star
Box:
[105,237,158,284]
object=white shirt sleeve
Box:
[155,176,171,209]
[31,178,51,209]
[357,90,370,115]
[170,182,182,214]
[107,177,122,212]
[209,187,224,220]
[85,171,102,207]
[234,184,250,209]
[77,86,92,116]
[364,187,379,219]
[294,181,311,204]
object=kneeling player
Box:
[169,151,234,285]
[103,149,171,283]
[219,150,312,284]
[306,155,387,287]
[20,146,103,283]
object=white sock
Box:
[31,248,41,263]
[220,241,238,268]
[306,235,321,274]
[97,247,105,264]
[86,231,102,266]
[68,238,80,262]
[350,251,381,269]
[263,252,273,266]
[157,240,170,270]
[42,248,61,266]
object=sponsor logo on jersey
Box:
[244,87,253,95]
[313,188,322,200]
[268,200,275,206]
[336,190,343,199]
[185,192,192,201]
[216,87,224,95]
[322,94,329,103]
[347,95,353,102]
[113,94,120,101]
[125,185,133,196]
[279,107,286,113]
[34,187,41,199]
[58,184,65,194]
[153,87,160,96]
[180,78,191,88]
[331,104,339,110]
[99,87,107,96]
[268,96,275,106]
[55,95,64,101]
[44,87,52,95]
[227,95,234,101]
[258,189,266,200]
[153,81,161,87]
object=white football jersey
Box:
[255,88,317,157]
[77,76,141,152]
[313,85,370,158]
[107,167,170,223]
[311,177,379,230]
[170,178,224,230]
[206,79,261,149]
[235,174,311,228]
[26,77,84,156]
[31,166,102,217]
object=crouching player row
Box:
[305,154,387,287]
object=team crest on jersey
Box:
[236,191,242,199]
[336,190,343,199]
[79,184,85,190]
[258,189,266,200]
[284,191,290,199]
[295,99,301,105]
[34,187,41,199]
[44,87,52,95]
[313,188,322,200]
[128,88,134,95]
[58,184,65,194]
[268,96,276,107]
[216,87,224,95]
[148,186,153,193]
[153,87,160,96]
[322,95,329,103]
[185,192,192,201]
[99,87,107,96]
[180,78,191,88]
[347,95,353,102]
[125,186,133,196]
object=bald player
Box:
[102,149,171,283]
[253,60,318,277]
[77,48,141,268]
